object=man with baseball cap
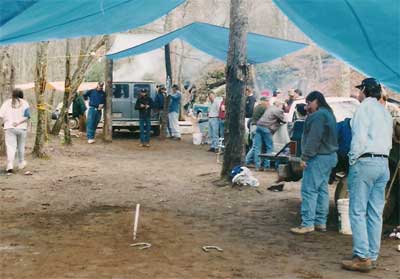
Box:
[83,81,105,144]
[342,78,393,272]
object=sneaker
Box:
[6,169,13,176]
[18,161,27,170]
[208,148,216,152]
[88,139,95,144]
[290,226,315,235]
[172,137,181,141]
[315,224,327,232]
[144,144,150,147]
[342,256,372,272]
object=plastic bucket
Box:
[337,198,352,235]
[192,133,202,145]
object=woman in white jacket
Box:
[0,88,30,174]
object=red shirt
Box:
[218,99,226,120]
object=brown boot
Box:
[342,256,372,272]
[290,226,314,235]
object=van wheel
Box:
[152,125,160,136]
[69,117,79,130]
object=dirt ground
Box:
[0,132,399,279]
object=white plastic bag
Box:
[232,167,259,187]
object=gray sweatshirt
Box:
[256,106,285,134]
[301,107,338,161]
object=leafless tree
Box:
[51,36,106,136]
[103,35,113,142]
[33,41,49,158]
[0,47,15,155]
[221,0,249,179]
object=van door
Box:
[132,83,152,121]
[112,83,131,120]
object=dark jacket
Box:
[301,107,338,161]
[245,95,256,118]
[83,88,105,108]
[72,95,87,118]
[249,103,267,128]
[135,95,153,119]
[153,92,164,110]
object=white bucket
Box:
[192,133,202,145]
[337,198,352,235]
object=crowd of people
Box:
[0,77,398,273]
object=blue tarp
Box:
[106,22,308,64]
[273,0,400,93]
[0,0,186,45]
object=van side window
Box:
[134,84,151,98]
[113,84,129,99]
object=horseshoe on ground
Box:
[202,246,223,252]
[130,242,152,250]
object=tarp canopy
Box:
[273,0,400,93]
[0,0,186,45]
[106,22,308,64]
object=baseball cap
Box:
[355,78,380,90]
[260,90,271,101]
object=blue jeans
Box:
[208,118,219,149]
[254,126,273,169]
[301,153,337,228]
[139,117,151,143]
[348,157,389,261]
[86,107,102,140]
[219,119,224,138]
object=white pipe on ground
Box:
[133,204,140,240]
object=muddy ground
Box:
[0,132,399,279]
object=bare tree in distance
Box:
[33,41,49,158]
[103,35,113,142]
[0,47,15,155]
[221,0,249,180]
[63,39,72,144]
[51,36,106,136]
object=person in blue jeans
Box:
[83,82,105,144]
[252,96,285,170]
[207,92,222,152]
[342,78,392,273]
[135,88,154,147]
[290,91,338,235]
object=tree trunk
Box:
[221,0,249,180]
[63,39,72,145]
[0,47,15,156]
[33,42,49,158]
[51,36,106,135]
[47,89,56,134]
[103,35,113,142]
[161,44,173,139]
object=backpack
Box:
[337,118,352,157]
